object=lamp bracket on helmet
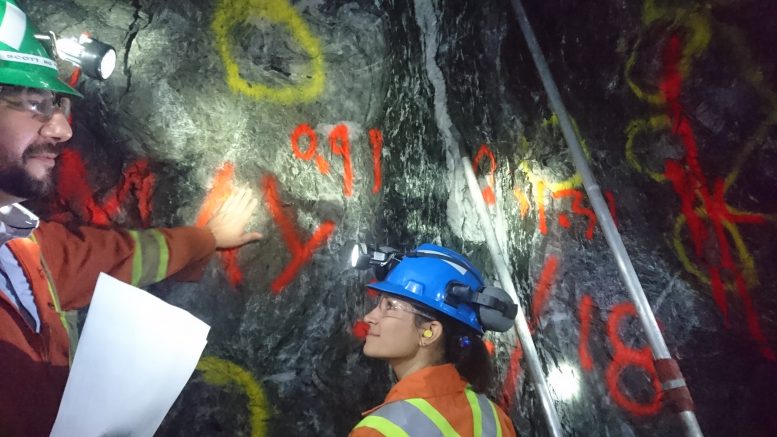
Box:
[35,31,117,80]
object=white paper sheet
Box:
[51,273,210,437]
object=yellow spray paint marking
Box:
[625,1,777,293]
[197,356,271,437]
[514,114,591,230]
[212,0,325,104]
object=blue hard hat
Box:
[367,243,485,333]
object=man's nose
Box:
[39,111,73,144]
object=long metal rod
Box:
[509,0,703,436]
[461,159,564,437]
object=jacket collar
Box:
[362,364,467,415]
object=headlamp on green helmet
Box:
[0,0,116,99]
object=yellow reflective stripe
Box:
[127,230,143,286]
[150,229,169,282]
[465,388,483,437]
[489,400,503,437]
[127,230,169,287]
[354,415,410,437]
[405,398,460,437]
[29,233,74,365]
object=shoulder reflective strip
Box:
[128,230,167,287]
[488,399,503,437]
[465,389,483,437]
[370,400,443,437]
[354,415,410,437]
[0,2,26,50]
[405,398,460,437]
[150,229,169,283]
[471,390,500,437]
[29,233,74,365]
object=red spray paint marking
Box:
[352,320,370,341]
[530,255,559,331]
[604,190,618,228]
[558,213,571,228]
[500,342,523,411]
[578,294,595,372]
[660,34,774,360]
[473,144,497,205]
[605,302,663,416]
[552,189,596,240]
[261,175,336,293]
[52,149,154,227]
[329,124,354,197]
[291,123,330,174]
[290,123,318,161]
[194,162,244,287]
[369,128,383,193]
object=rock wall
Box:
[25,0,777,435]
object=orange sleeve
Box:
[497,406,519,437]
[34,221,216,310]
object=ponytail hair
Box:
[414,307,494,392]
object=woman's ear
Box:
[419,321,444,346]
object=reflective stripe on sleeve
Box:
[127,229,170,287]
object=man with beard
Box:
[0,1,263,435]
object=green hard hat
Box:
[0,0,81,97]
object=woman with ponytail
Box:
[349,243,518,437]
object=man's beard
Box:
[0,144,56,200]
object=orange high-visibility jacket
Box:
[350,364,518,437]
[0,220,216,437]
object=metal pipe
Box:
[461,159,565,437]
[508,0,703,435]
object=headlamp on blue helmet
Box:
[352,243,518,333]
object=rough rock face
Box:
[24,0,777,435]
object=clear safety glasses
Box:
[365,292,435,320]
[0,86,71,121]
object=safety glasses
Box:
[0,86,71,121]
[366,292,435,320]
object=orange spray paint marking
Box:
[605,302,663,416]
[54,149,111,226]
[195,162,244,287]
[661,34,774,360]
[558,213,571,228]
[530,255,559,331]
[513,187,530,218]
[473,144,497,205]
[604,190,618,227]
[290,123,318,161]
[52,149,155,227]
[578,294,594,372]
[102,159,155,227]
[552,189,597,240]
[484,339,495,356]
[369,128,383,193]
[261,175,336,293]
[329,124,353,197]
[500,342,523,410]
